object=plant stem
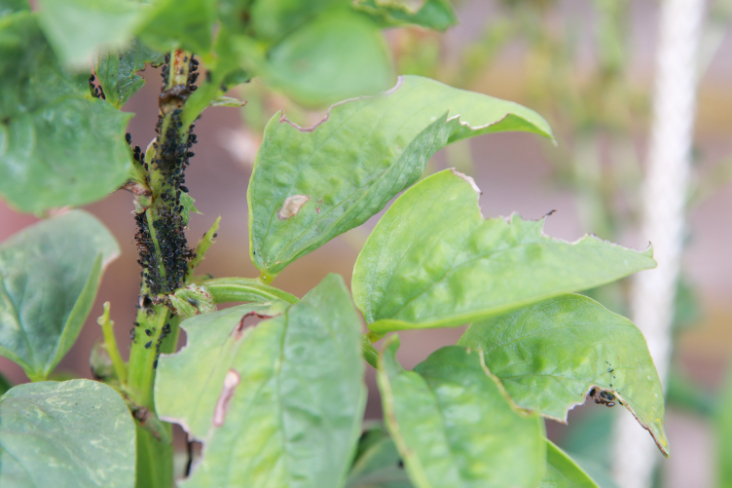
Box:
[97,302,127,384]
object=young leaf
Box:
[155,274,365,488]
[0,210,120,381]
[36,0,143,67]
[377,338,545,488]
[0,14,133,214]
[347,424,413,488]
[264,10,395,105]
[138,0,216,55]
[95,38,165,108]
[541,441,599,488]
[355,0,458,31]
[458,294,669,457]
[0,380,136,488]
[249,75,553,277]
[353,170,656,333]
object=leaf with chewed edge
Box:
[155,274,365,488]
[377,337,545,488]
[458,295,669,457]
[353,170,656,334]
[249,75,553,278]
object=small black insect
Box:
[144,341,152,349]
[145,329,152,336]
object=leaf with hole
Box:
[155,274,365,488]
[0,210,120,380]
[377,338,545,488]
[458,294,668,456]
[353,170,656,334]
[249,75,553,278]
[0,379,136,488]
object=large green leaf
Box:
[377,338,545,488]
[541,441,599,488]
[347,424,413,488]
[248,75,553,278]
[264,9,395,105]
[156,274,366,488]
[355,0,458,31]
[353,170,656,333]
[0,379,136,488]
[247,0,349,42]
[0,0,28,16]
[37,0,143,68]
[139,0,216,55]
[457,294,668,456]
[0,13,133,214]
[0,210,120,381]
[95,38,165,108]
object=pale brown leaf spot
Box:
[277,195,309,220]
[213,369,240,427]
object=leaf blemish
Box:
[233,311,274,340]
[213,369,240,427]
[277,195,310,220]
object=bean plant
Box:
[0,0,669,487]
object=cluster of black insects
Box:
[132,53,200,297]
[88,74,105,100]
[130,321,172,369]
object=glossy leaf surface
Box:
[95,38,164,108]
[0,380,136,488]
[37,0,143,67]
[249,75,553,277]
[264,10,394,105]
[355,0,457,31]
[0,211,120,380]
[458,294,668,456]
[0,14,133,214]
[377,339,545,488]
[541,441,599,488]
[353,170,656,333]
[156,274,365,488]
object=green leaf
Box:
[179,191,199,225]
[0,210,120,380]
[0,14,133,214]
[203,277,300,304]
[0,370,11,396]
[353,170,656,333]
[36,0,143,68]
[249,75,553,277]
[541,441,599,488]
[347,424,413,488]
[377,338,545,488]
[458,294,669,456]
[246,0,349,42]
[0,0,28,16]
[354,0,458,31]
[0,379,136,488]
[717,361,732,488]
[95,38,165,108]
[156,274,366,488]
[264,9,395,105]
[139,0,215,55]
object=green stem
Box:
[97,302,127,384]
[204,277,299,304]
[128,305,169,409]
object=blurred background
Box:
[1,0,731,486]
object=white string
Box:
[611,0,706,486]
